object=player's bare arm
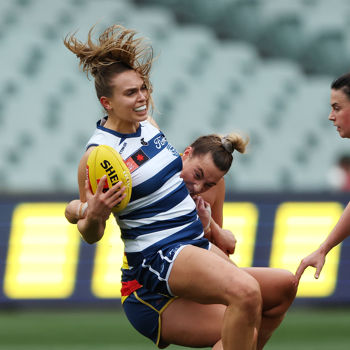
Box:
[296,201,350,281]
[194,193,236,255]
[203,178,225,227]
[64,148,126,244]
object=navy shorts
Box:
[125,237,210,297]
[122,286,175,348]
[122,238,211,347]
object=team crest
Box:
[125,149,150,173]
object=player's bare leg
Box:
[243,267,298,349]
[161,299,225,347]
[168,245,262,350]
[161,292,259,350]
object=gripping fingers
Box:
[195,196,205,210]
[111,192,126,207]
[107,182,126,206]
[85,179,93,200]
[109,181,125,196]
[96,175,108,194]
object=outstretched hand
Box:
[85,176,126,222]
[295,248,326,282]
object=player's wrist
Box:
[319,242,331,255]
[204,217,212,234]
[76,202,88,219]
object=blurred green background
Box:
[0,307,349,350]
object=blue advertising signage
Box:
[0,193,349,307]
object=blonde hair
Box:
[220,133,248,154]
[190,132,249,172]
[64,24,154,104]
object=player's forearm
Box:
[77,213,105,244]
[320,202,350,254]
[207,219,225,245]
[208,219,221,242]
[65,199,105,244]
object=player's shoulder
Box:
[146,115,160,129]
[141,118,158,131]
[201,178,225,206]
[216,177,225,191]
[140,119,163,141]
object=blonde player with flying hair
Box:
[64,24,297,350]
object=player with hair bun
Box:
[180,132,247,253]
[64,23,297,350]
[120,132,297,350]
[66,129,297,349]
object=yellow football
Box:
[86,145,132,213]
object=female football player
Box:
[66,131,297,349]
[64,24,297,350]
[119,134,297,350]
[296,72,350,282]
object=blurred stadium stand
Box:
[1,0,350,194]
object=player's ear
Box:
[100,96,112,111]
[182,146,193,160]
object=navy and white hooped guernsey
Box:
[86,118,206,296]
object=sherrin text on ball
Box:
[87,145,132,212]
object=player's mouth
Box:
[186,185,197,196]
[134,105,147,112]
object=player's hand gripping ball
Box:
[87,145,132,212]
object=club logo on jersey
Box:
[140,138,148,146]
[125,149,150,173]
[154,134,167,149]
[119,142,127,155]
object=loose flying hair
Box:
[63,24,154,104]
[331,72,350,100]
[190,133,249,173]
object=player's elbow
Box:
[64,200,81,224]
[77,221,104,244]
[81,230,103,244]
[84,236,100,245]
[65,208,78,224]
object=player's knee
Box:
[240,280,262,316]
[281,270,298,303]
[266,270,298,318]
[227,277,262,318]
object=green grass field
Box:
[0,306,349,350]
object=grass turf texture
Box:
[0,306,349,349]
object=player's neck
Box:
[104,118,140,134]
